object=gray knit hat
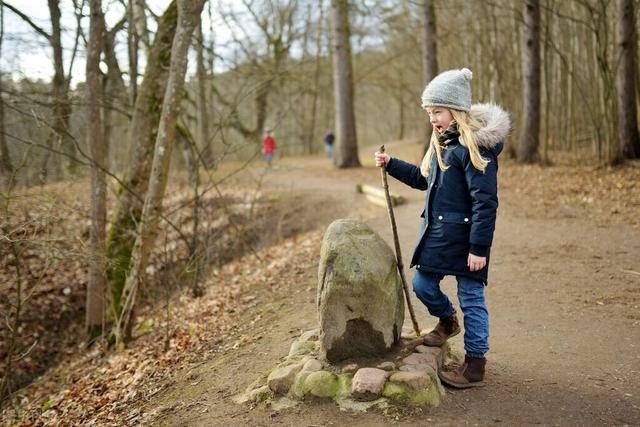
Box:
[421,68,473,112]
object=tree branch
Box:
[2,2,51,40]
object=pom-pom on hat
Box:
[421,68,473,112]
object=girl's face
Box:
[426,107,454,134]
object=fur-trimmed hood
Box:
[469,103,511,151]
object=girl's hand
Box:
[467,253,486,272]
[374,151,390,167]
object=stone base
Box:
[233,328,459,412]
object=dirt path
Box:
[145,150,640,426]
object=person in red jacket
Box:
[261,128,276,166]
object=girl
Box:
[374,68,510,388]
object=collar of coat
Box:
[434,103,511,150]
[469,103,512,149]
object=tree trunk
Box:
[255,67,273,139]
[307,2,324,155]
[115,0,205,346]
[128,0,139,106]
[86,0,106,340]
[300,2,323,155]
[517,0,541,163]
[206,1,216,159]
[254,32,288,142]
[102,76,113,172]
[102,21,129,102]
[0,6,12,183]
[0,77,10,179]
[330,0,360,168]
[176,123,203,296]
[542,0,553,162]
[134,0,150,50]
[617,0,640,159]
[421,0,438,154]
[195,21,212,167]
[47,0,75,179]
[102,16,129,173]
[106,0,178,322]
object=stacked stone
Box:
[234,219,456,412]
[234,328,452,411]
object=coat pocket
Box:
[433,212,472,225]
[432,212,472,245]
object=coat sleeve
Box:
[462,150,498,256]
[386,157,428,191]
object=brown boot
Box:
[439,355,486,388]
[422,310,461,346]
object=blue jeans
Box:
[324,143,333,158]
[412,269,489,357]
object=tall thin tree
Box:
[0,5,12,180]
[47,0,76,178]
[106,1,178,323]
[616,0,640,159]
[195,20,212,166]
[115,0,205,346]
[86,0,106,339]
[330,0,360,167]
[422,0,438,154]
[518,0,541,163]
[4,1,77,180]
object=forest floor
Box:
[3,141,640,426]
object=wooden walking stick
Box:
[379,145,421,337]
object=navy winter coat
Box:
[386,103,510,284]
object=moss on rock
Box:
[249,385,273,403]
[382,382,441,407]
[302,371,339,398]
[382,382,409,402]
[336,374,353,400]
[289,371,311,400]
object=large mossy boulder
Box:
[317,219,404,362]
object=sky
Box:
[1,0,234,87]
[2,0,386,88]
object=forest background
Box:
[1,0,639,424]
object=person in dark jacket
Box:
[323,131,335,158]
[374,68,510,388]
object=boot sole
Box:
[439,377,485,389]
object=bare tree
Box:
[3,1,78,180]
[85,0,106,339]
[101,14,129,172]
[133,0,151,50]
[115,0,205,346]
[330,0,359,167]
[616,0,640,159]
[518,0,541,163]
[195,20,212,167]
[210,1,300,147]
[0,5,12,180]
[421,0,438,153]
[127,0,140,106]
[106,0,178,323]
[300,1,324,154]
[46,0,76,178]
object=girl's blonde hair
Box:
[420,108,489,177]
